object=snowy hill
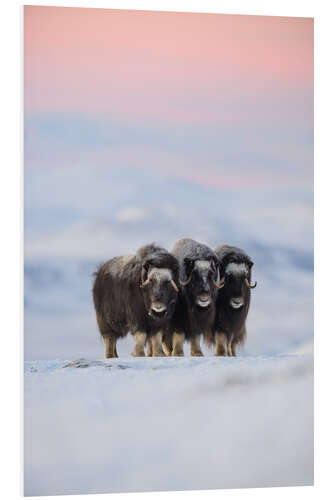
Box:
[24,354,313,496]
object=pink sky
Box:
[24,6,313,125]
[24,6,313,191]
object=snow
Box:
[24,353,313,496]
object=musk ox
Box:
[92,243,180,358]
[205,244,257,356]
[162,238,222,357]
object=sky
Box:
[24,6,313,190]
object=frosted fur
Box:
[194,260,211,271]
[147,267,173,283]
[225,262,248,276]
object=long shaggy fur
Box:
[92,243,179,345]
[164,238,219,344]
[205,244,254,355]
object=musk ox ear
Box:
[141,260,151,285]
[247,259,254,269]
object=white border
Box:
[1,1,332,499]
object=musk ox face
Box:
[140,265,179,322]
[223,261,254,309]
[182,258,219,310]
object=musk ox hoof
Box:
[153,351,166,357]
[131,350,146,357]
[191,350,204,357]
[172,350,184,357]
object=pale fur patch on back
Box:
[118,255,133,264]
[225,262,248,275]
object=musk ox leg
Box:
[132,332,147,357]
[146,338,153,357]
[104,336,117,359]
[215,332,228,356]
[172,332,185,356]
[151,332,166,357]
[227,334,235,356]
[163,334,173,357]
[190,336,204,357]
[231,341,237,357]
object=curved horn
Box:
[170,279,179,292]
[140,278,150,288]
[179,276,191,286]
[245,278,257,289]
[213,276,225,289]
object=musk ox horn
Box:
[140,279,150,288]
[179,276,191,286]
[170,279,179,292]
[245,278,257,289]
[213,276,225,289]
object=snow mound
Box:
[24,355,313,496]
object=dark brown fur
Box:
[93,243,179,357]
[205,244,255,356]
[163,238,219,355]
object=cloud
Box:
[25,112,313,190]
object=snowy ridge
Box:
[24,355,313,495]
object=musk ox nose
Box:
[196,293,211,307]
[230,297,244,309]
[151,302,167,313]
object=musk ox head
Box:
[180,257,220,310]
[138,245,179,322]
[216,245,257,310]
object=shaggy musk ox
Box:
[92,244,180,358]
[205,244,257,356]
[163,238,222,356]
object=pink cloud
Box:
[25,142,311,191]
[24,7,313,125]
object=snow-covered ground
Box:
[24,353,313,496]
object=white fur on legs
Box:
[146,338,153,357]
[151,331,166,357]
[215,332,228,356]
[163,335,173,356]
[104,337,117,358]
[190,335,204,356]
[132,331,147,357]
[172,332,185,356]
[227,334,234,356]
